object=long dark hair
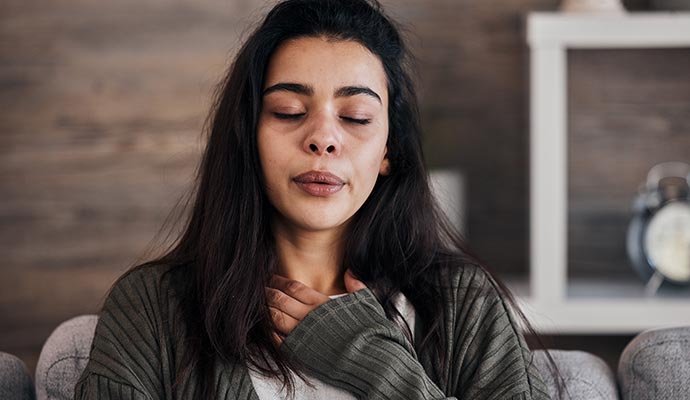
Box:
[116,0,565,398]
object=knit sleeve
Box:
[74,374,149,400]
[446,265,550,400]
[280,264,551,400]
[280,288,456,400]
[74,267,165,400]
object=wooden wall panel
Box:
[0,0,248,372]
[0,0,682,374]
[568,48,690,278]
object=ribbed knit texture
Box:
[74,263,550,399]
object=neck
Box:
[272,219,348,296]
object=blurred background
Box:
[2,0,689,375]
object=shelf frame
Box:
[526,11,690,334]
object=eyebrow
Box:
[335,86,381,104]
[263,83,313,97]
[262,82,382,104]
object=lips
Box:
[293,171,345,197]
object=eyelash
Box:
[273,113,304,120]
[273,113,370,125]
[342,116,371,125]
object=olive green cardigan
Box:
[74,263,549,399]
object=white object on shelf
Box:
[524,12,690,334]
[429,169,467,237]
[559,0,625,13]
[528,12,690,48]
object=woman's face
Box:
[258,36,390,236]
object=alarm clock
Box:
[626,161,690,291]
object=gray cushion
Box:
[534,349,619,400]
[35,315,98,400]
[0,351,36,400]
[618,325,690,400]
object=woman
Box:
[75,0,557,399]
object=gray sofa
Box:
[2,315,689,399]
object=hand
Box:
[266,268,367,346]
[343,268,368,293]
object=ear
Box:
[379,148,391,176]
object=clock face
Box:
[643,202,690,283]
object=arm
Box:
[280,288,456,400]
[441,265,550,400]
[74,267,164,400]
[279,266,550,400]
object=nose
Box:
[307,142,336,154]
[303,114,341,156]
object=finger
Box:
[344,269,367,293]
[272,331,284,347]
[269,306,300,336]
[265,287,315,321]
[269,274,330,305]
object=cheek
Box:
[257,130,279,185]
[259,149,279,182]
[357,139,388,186]
[257,130,294,202]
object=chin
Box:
[294,217,350,233]
[287,208,352,233]
[273,201,358,234]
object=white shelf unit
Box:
[522,12,690,334]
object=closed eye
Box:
[273,112,305,120]
[341,116,371,125]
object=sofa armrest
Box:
[0,351,36,400]
[534,349,618,400]
[35,315,98,400]
[618,325,690,400]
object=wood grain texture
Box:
[1,0,686,374]
[0,0,247,373]
[567,48,690,278]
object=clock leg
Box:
[645,271,664,297]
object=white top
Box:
[248,291,416,399]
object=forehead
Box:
[263,36,388,102]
